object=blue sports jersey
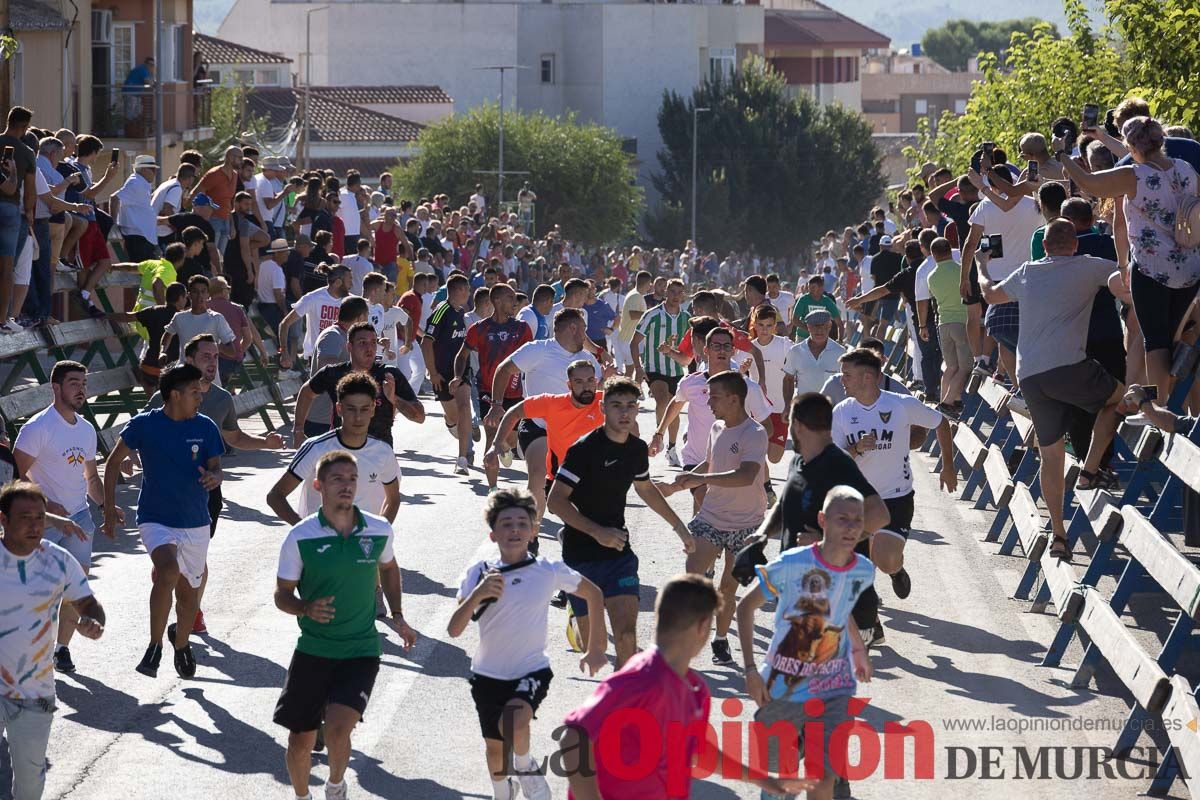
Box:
[121,408,224,528]
[755,544,875,703]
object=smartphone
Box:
[988,234,1004,259]
[1083,103,1100,129]
[1027,160,1039,181]
[982,141,995,158]
[1105,109,1120,138]
[110,148,120,164]
[1143,385,1159,402]
[2,145,12,162]
[978,236,991,254]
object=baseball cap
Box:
[879,235,894,247]
[192,193,220,210]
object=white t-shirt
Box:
[516,305,550,340]
[419,292,436,329]
[601,289,623,316]
[673,370,769,466]
[859,254,875,293]
[455,556,582,680]
[914,251,958,302]
[831,390,944,500]
[769,291,796,327]
[293,288,343,357]
[510,339,602,427]
[470,192,486,212]
[343,254,374,296]
[379,305,409,360]
[967,196,1043,281]
[151,177,183,237]
[0,541,90,699]
[751,335,791,413]
[784,338,847,396]
[256,259,286,304]
[253,173,285,228]
[286,430,399,518]
[13,405,97,515]
[339,188,362,236]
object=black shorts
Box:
[1020,359,1119,446]
[480,392,520,421]
[879,491,915,540]
[517,418,547,458]
[470,667,553,740]
[304,420,333,438]
[963,263,984,306]
[646,371,682,396]
[273,650,381,733]
[208,486,222,539]
[860,300,877,317]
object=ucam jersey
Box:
[830,390,943,499]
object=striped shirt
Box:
[636,305,690,377]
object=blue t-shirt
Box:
[583,299,616,341]
[755,544,875,703]
[121,409,224,528]
[1117,136,1200,175]
[551,280,565,302]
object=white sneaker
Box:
[499,449,514,468]
[324,781,348,800]
[516,769,551,800]
[454,456,469,475]
[496,777,519,800]
[666,446,682,468]
[5,317,25,332]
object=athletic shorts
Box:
[646,371,682,396]
[876,295,901,323]
[566,549,639,616]
[878,491,915,541]
[754,694,853,781]
[208,487,222,539]
[765,413,788,448]
[613,337,633,367]
[303,420,333,439]
[688,516,756,553]
[13,232,32,285]
[517,419,547,459]
[859,300,877,317]
[273,650,381,733]
[469,667,553,740]
[479,392,520,421]
[43,506,96,567]
[138,523,210,588]
[1020,359,1119,446]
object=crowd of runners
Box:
[3,95,1200,800]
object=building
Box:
[9,0,75,125]
[194,32,292,88]
[217,0,763,199]
[861,48,981,134]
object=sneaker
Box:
[862,623,886,650]
[891,568,912,600]
[972,359,991,377]
[550,590,568,609]
[313,722,326,752]
[55,260,75,273]
[135,643,163,677]
[499,449,514,468]
[472,424,482,443]
[936,402,961,421]
[497,777,519,800]
[666,446,682,468]
[324,781,347,800]
[454,456,469,475]
[1123,412,1151,427]
[192,609,207,634]
[4,317,25,332]
[711,639,734,666]
[174,644,197,678]
[516,769,551,800]
[167,621,179,648]
[54,645,75,673]
[833,776,852,798]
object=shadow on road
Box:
[878,605,1046,664]
[352,750,491,799]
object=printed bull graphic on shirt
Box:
[766,568,844,693]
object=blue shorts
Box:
[876,295,900,322]
[0,201,22,258]
[43,505,97,568]
[566,550,639,617]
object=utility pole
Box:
[303,6,328,169]
[153,0,163,167]
[691,106,710,249]
[474,65,527,208]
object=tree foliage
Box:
[921,17,1056,72]
[1105,0,1200,130]
[395,105,642,246]
[646,55,883,256]
[203,84,268,162]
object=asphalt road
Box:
[2,397,1184,800]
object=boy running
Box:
[449,489,608,800]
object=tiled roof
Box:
[310,85,453,105]
[765,2,890,49]
[195,33,293,65]
[246,88,425,143]
[12,0,69,31]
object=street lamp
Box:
[474,65,528,208]
[691,106,710,249]
[303,5,329,169]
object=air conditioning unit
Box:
[92,10,113,44]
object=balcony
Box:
[90,83,214,141]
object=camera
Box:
[978,234,1004,259]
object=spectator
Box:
[921,238,970,411]
[66,135,121,313]
[339,171,366,254]
[29,137,88,324]
[111,154,161,262]
[163,193,221,281]
[223,191,269,307]
[122,57,155,131]
[194,146,241,253]
[209,276,261,387]
[342,238,374,296]
[151,162,196,251]
[253,157,290,239]
[790,273,842,342]
[256,238,290,336]
[0,107,37,331]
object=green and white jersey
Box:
[636,305,690,377]
[277,507,395,659]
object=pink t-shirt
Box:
[209,297,249,360]
[565,647,712,799]
[698,416,768,531]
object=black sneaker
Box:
[711,639,734,666]
[833,776,851,798]
[891,568,912,600]
[173,644,197,679]
[54,646,75,673]
[313,722,326,753]
[167,621,181,648]
[136,643,163,677]
[550,590,568,609]
[864,623,887,649]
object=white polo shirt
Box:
[784,338,847,396]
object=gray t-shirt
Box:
[306,325,348,427]
[165,310,236,350]
[996,255,1118,380]
[145,383,238,432]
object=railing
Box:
[90,82,213,139]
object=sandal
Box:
[1075,469,1104,492]
[1049,536,1072,563]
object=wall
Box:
[17,31,67,127]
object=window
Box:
[235,69,254,85]
[113,24,135,85]
[207,68,221,85]
[540,54,554,85]
[709,47,735,82]
[256,69,280,86]
[914,98,928,115]
[954,98,967,114]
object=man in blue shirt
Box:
[583,280,617,351]
[103,363,224,680]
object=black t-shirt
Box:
[884,264,921,315]
[307,361,415,445]
[167,213,217,279]
[1074,230,1123,344]
[644,293,663,309]
[870,250,903,287]
[0,442,19,486]
[779,444,878,550]
[134,304,180,366]
[556,427,651,563]
[283,251,307,302]
[424,301,467,375]
[937,198,972,244]
[867,233,883,256]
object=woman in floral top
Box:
[1057,115,1200,397]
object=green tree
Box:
[394,105,642,245]
[1105,0,1200,129]
[202,84,268,162]
[921,17,1055,72]
[646,55,883,256]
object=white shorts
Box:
[13,233,32,285]
[139,523,210,588]
[613,336,633,369]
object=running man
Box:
[750,305,792,466]
[547,377,693,668]
[0,481,106,800]
[832,347,957,647]
[13,360,110,674]
[103,363,224,679]
[737,486,874,800]
[273,450,417,800]
[422,273,475,475]
[448,489,608,800]
[661,370,769,667]
[630,278,691,467]
[454,281,532,488]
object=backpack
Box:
[1176,193,1200,248]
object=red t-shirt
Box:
[465,317,532,399]
[399,291,423,339]
[332,216,346,258]
[564,647,712,799]
[678,319,752,360]
[374,225,400,264]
